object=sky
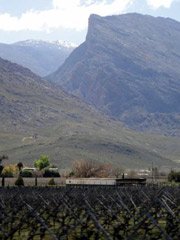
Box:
[0,0,180,45]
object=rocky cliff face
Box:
[48,13,180,136]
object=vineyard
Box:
[0,186,179,240]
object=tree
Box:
[0,165,4,176]
[0,155,8,176]
[17,162,24,173]
[72,159,112,178]
[34,155,50,170]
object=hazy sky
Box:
[0,0,180,45]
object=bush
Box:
[69,171,75,177]
[48,178,56,186]
[43,169,60,178]
[15,176,24,186]
[168,171,180,183]
[1,165,17,177]
[21,170,33,178]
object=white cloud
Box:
[147,0,174,9]
[0,0,133,32]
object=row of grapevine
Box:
[0,186,179,239]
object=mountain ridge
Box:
[13,39,77,49]
[0,40,75,76]
[48,13,180,136]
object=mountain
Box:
[0,40,75,76]
[48,13,180,136]
[0,57,179,169]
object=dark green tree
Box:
[17,162,24,173]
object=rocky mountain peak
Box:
[48,13,180,136]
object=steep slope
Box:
[0,57,109,134]
[48,13,180,136]
[0,57,179,169]
[0,40,75,76]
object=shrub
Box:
[21,170,33,178]
[43,169,60,178]
[168,171,180,183]
[15,176,24,186]
[69,171,75,177]
[48,178,56,186]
